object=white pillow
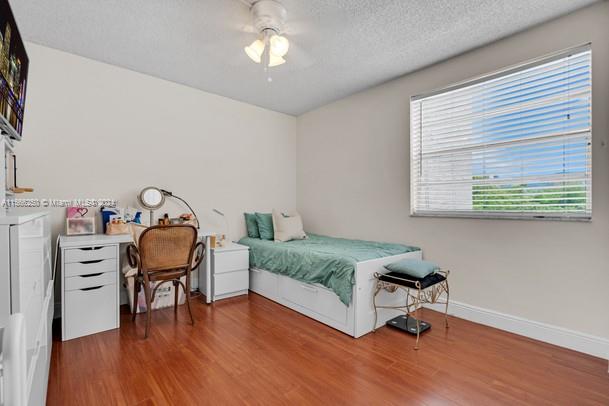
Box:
[272,209,307,242]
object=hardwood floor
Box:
[48,293,609,405]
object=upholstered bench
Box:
[373,268,450,350]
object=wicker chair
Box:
[127,225,204,338]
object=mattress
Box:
[238,234,419,305]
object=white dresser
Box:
[59,234,132,341]
[0,212,53,406]
[201,243,250,301]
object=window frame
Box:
[409,43,592,221]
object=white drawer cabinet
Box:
[201,243,250,301]
[64,284,117,340]
[60,236,122,341]
[64,258,116,277]
[64,245,117,263]
[0,212,53,406]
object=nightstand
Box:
[201,242,250,301]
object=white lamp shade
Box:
[244,39,265,63]
[270,35,289,57]
[268,54,286,67]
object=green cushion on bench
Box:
[384,259,439,279]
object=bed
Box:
[239,234,422,337]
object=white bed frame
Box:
[249,250,422,337]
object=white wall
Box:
[18,43,297,241]
[297,2,609,339]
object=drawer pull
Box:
[80,247,104,251]
[300,284,318,293]
[80,285,103,291]
[80,272,103,278]
[80,259,103,265]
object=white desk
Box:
[59,230,216,298]
[59,229,216,340]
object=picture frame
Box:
[66,217,95,235]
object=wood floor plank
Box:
[47,293,609,405]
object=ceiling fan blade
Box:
[286,42,314,69]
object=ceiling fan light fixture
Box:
[244,39,265,63]
[268,53,286,67]
[270,34,289,57]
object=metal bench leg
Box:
[372,282,381,332]
[414,287,421,350]
[444,282,450,329]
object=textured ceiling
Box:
[10,0,599,116]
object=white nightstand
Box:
[201,242,250,301]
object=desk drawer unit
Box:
[61,243,120,341]
[64,284,117,340]
[64,245,116,263]
[64,258,116,277]
[64,272,117,291]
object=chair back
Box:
[138,225,198,272]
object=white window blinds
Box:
[410,45,592,220]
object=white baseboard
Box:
[425,299,609,361]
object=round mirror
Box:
[138,186,165,210]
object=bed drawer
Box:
[279,277,348,325]
[64,246,117,264]
[64,258,116,277]
[249,268,279,299]
[65,272,117,291]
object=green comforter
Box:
[238,234,419,305]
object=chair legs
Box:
[132,278,140,322]
[134,277,194,339]
[143,280,152,339]
[133,271,196,338]
[173,280,179,315]
[185,274,195,326]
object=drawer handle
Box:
[300,284,318,293]
[80,273,103,278]
[80,247,104,251]
[80,259,103,265]
[80,285,103,291]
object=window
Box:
[410,45,591,220]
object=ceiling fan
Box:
[242,0,291,68]
[235,0,320,81]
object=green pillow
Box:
[384,259,439,279]
[255,212,274,240]
[244,213,260,238]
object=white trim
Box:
[425,299,609,360]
